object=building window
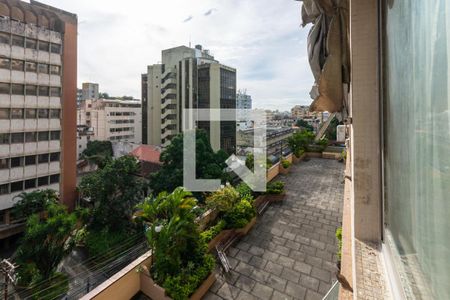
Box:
[38,41,49,52]
[25,132,37,143]
[11,35,24,47]
[49,174,60,184]
[0,32,10,45]
[25,61,37,73]
[25,155,36,166]
[24,179,36,190]
[26,85,37,96]
[0,158,8,169]
[0,57,10,69]
[11,108,24,119]
[50,87,60,97]
[11,133,24,143]
[50,152,60,162]
[10,181,23,192]
[38,109,49,119]
[50,109,60,119]
[10,157,23,168]
[0,108,9,119]
[38,131,49,141]
[25,109,37,119]
[38,86,49,96]
[11,84,24,95]
[11,59,24,72]
[0,83,9,94]
[0,184,8,195]
[50,131,60,140]
[25,38,37,50]
[0,133,9,144]
[37,176,48,187]
[50,43,61,54]
[38,153,49,164]
[38,63,49,74]
[50,65,60,75]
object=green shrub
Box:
[281,159,291,169]
[336,227,343,261]
[205,185,240,213]
[235,182,253,198]
[74,226,88,246]
[223,197,256,229]
[28,272,69,300]
[84,228,131,262]
[266,181,285,194]
[200,220,226,243]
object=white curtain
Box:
[384,0,450,299]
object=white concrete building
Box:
[77,98,142,144]
[236,90,252,130]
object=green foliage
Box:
[281,159,291,169]
[266,181,285,195]
[12,189,58,219]
[27,272,69,300]
[295,119,314,131]
[15,203,77,286]
[200,219,226,243]
[78,155,145,231]
[246,153,272,171]
[288,130,315,156]
[223,197,256,229]
[205,185,240,213]
[317,137,329,147]
[82,140,113,168]
[84,228,131,261]
[336,227,343,261]
[235,182,253,199]
[149,130,229,195]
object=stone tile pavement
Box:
[204,158,344,300]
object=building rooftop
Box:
[130,145,161,165]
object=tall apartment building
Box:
[0,0,77,240]
[77,98,142,144]
[142,44,236,154]
[81,82,98,101]
[236,90,252,130]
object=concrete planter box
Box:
[195,209,218,231]
[189,272,216,300]
[279,164,290,174]
[266,193,286,203]
[305,151,323,158]
[235,217,257,235]
[253,195,266,209]
[207,229,234,251]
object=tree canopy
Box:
[12,189,58,219]
[295,119,314,132]
[82,140,113,168]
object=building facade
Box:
[142,45,236,153]
[81,82,98,101]
[236,90,252,130]
[0,0,77,240]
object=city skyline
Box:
[41,0,314,110]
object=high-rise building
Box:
[142,44,236,153]
[236,90,252,130]
[81,82,98,101]
[0,0,77,240]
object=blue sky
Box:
[42,0,314,110]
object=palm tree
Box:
[13,189,59,219]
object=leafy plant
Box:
[295,119,314,131]
[246,153,273,171]
[200,219,226,243]
[84,228,131,260]
[266,181,285,195]
[235,182,253,199]
[205,184,240,213]
[223,197,256,229]
[336,227,343,261]
[288,130,315,155]
[281,159,291,169]
[82,140,113,168]
[12,189,59,220]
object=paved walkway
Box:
[205,158,344,300]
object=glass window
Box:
[50,109,60,119]
[38,63,49,74]
[0,158,8,169]
[0,32,10,44]
[25,38,37,50]
[0,83,9,94]
[50,131,60,140]
[24,179,36,190]
[10,157,23,168]
[50,65,60,75]
[25,61,37,72]
[38,153,49,164]
[11,59,24,71]
[49,174,59,184]
[0,108,9,119]
[38,86,49,96]
[11,108,24,119]
[10,181,23,192]
[25,109,36,119]
[38,109,48,118]
[0,57,10,69]
[11,35,24,47]
[50,43,61,54]
[11,133,24,143]
[50,87,60,97]
[0,184,8,195]
[0,133,9,144]
[50,152,60,162]
[38,131,49,141]
[25,132,37,143]
[37,176,48,187]
[25,155,36,166]
[38,41,49,52]
[26,85,37,96]
[11,84,24,95]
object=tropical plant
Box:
[288,130,315,155]
[200,220,226,243]
[266,181,285,195]
[295,119,314,132]
[223,197,256,229]
[281,159,291,169]
[235,182,253,199]
[82,140,113,168]
[246,153,273,171]
[12,189,59,219]
[205,184,240,213]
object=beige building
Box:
[142,45,236,153]
[77,98,142,144]
[81,82,98,101]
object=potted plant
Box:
[223,196,257,235]
[336,227,343,270]
[265,181,286,202]
[279,159,291,174]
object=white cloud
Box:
[43,0,314,110]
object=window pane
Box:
[38,109,48,118]
[25,109,36,119]
[0,158,8,169]
[26,85,37,96]
[50,43,61,54]
[50,131,60,140]
[38,63,49,74]
[38,153,49,164]
[50,152,60,162]
[0,184,8,195]
[50,109,60,119]
[0,133,9,144]
[50,87,60,97]
[50,65,60,75]
[0,108,9,119]
[11,84,24,95]
[10,181,23,192]
[25,38,37,49]
[25,61,37,72]
[38,131,49,141]
[0,32,10,44]
[25,132,37,143]
[11,59,24,71]
[0,57,10,69]
[0,83,9,94]
[37,176,48,187]
[38,86,49,96]
[25,155,36,166]
[24,179,36,190]
[38,41,49,52]
[10,157,23,168]
[11,133,24,143]
[49,174,60,184]
[11,35,24,47]
[11,108,24,119]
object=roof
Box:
[130,145,161,164]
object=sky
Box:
[43,0,314,110]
